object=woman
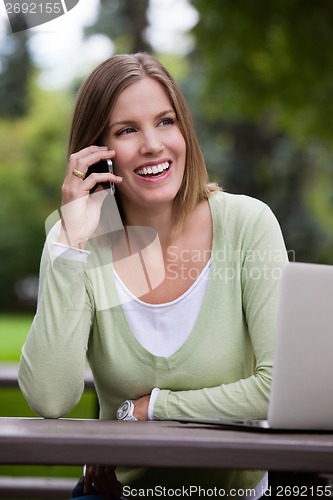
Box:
[19,53,288,499]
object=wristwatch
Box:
[116,399,138,421]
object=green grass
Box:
[0,313,33,361]
[0,313,97,481]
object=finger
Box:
[93,465,123,499]
[104,466,123,498]
[69,145,109,164]
[71,145,108,158]
[67,146,107,178]
[92,466,112,497]
[61,171,121,207]
[84,464,96,494]
[82,172,122,192]
[67,148,115,179]
[62,147,114,202]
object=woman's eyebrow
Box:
[155,109,176,118]
[109,120,133,130]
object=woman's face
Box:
[103,78,186,214]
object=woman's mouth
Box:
[135,161,170,177]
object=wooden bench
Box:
[0,363,95,499]
[0,476,75,498]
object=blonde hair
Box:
[68,52,220,234]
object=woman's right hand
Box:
[59,146,122,248]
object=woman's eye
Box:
[118,127,135,136]
[159,117,175,127]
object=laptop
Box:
[170,262,333,431]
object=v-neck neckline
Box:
[111,193,221,369]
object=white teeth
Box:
[136,161,170,176]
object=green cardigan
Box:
[19,191,288,495]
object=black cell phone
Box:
[86,159,114,194]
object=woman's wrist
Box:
[133,395,150,421]
[58,228,86,250]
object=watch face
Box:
[117,401,131,420]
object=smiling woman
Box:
[103,78,187,221]
[66,53,216,236]
[18,53,288,500]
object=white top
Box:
[113,259,211,357]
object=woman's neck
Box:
[121,201,175,247]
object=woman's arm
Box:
[18,222,94,418]
[19,146,122,419]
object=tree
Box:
[84,0,150,53]
[191,0,333,143]
[0,85,71,310]
[0,14,32,117]
[186,0,333,263]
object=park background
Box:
[0,0,333,483]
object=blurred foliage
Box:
[0,14,32,117]
[84,0,150,53]
[187,0,333,264]
[0,83,71,309]
[0,314,34,360]
[191,0,333,144]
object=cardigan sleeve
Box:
[18,222,94,418]
[153,200,289,420]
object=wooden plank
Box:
[0,476,74,498]
[1,418,333,473]
[0,364,20,388]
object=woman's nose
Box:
[139,131,164,155]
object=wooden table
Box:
[1,417,333,474]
